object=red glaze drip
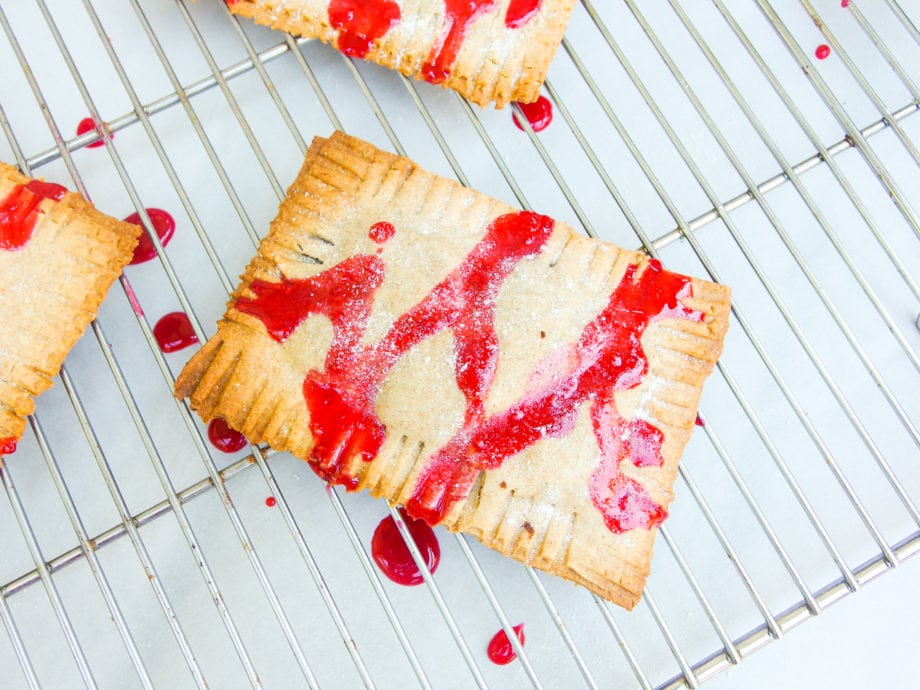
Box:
[76,117,110,149]
[207,418,247,453]
[487,624,525,665]
[815,44,831,60]
[371,508,441,585]
[408,260,703,529]
[328,0,401,58]
[237,212,702,534]
[0,180,67,251]
[512,95,553,133]
[421,0,499,83]
[124,208,176,265]
[0,438,17,456]
[505,0,541,28]
[153,312,199,353]
[369,221,395,244]
[695,414,705,427]
[237,211,553,490]
[265,496,277,507]
[840,0,849,6]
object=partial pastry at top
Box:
[224,0,576,107]
[0,163,141,461]
[174,131,731,609]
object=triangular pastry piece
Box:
[224,0,576,107]
[175,131,730,608]
[0,163,141,462]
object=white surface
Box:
[707,553,920,690]
[0,0,918,687]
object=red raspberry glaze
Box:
[815,44,831,60]
[371,508,441,586]
[328,0,401,58]
[207,418,247,453]
[0,438,18,456]
[123,208,176,265]
[0,180,67,251]
[153,312,198,353]
[513,95,554,133]
[76,117,111,149]
[236,212,703,534]
[487,623,525,665]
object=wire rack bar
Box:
[582,0,901,568]
[755,0,920,239]
[0,0,918,687]
[661,530,920,689]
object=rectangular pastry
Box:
[224,0,576,107]
[174,131,730,608]
[0,163,141,461]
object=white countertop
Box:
[706,554,920,690]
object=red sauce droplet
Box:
[505,0,541,28]
[840,0,849,7]
[207,418,247,453]
[371,508,441,585]
[76,117,112,149]
[815,44,831,60]
[0,180,67,251]
[368,221,395,244]
[236,213,703,534]
[153,312,199,353]
[487,623,525,665]
[328,0,401,58]
[512,95,553,133]
[265,496,277,507]
[695,414,705,427]
[124,208,176,265]
[0,438,18,456]
[421,0,499,83]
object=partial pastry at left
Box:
[0,163,141,462]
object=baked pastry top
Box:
[225,0,576,107]
[174,131,730,608]
[0,163,140,460]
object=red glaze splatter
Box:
[505,0,541,28]
[0,180,67,251]
[265,496,277,507]
[513,95,553,133]
[421,0,499,83]
[840,0,849,7]
[124,208,176,265]
[0,438,17,456]
[153,312,199,353]
[237,213,702,534]
[208,418,247,453]
[487,624,525,665]
[76,117,111,149]
[695,414,705,427]
[815,44,831,60]
[371,508,441,585]
[369,221,395,244]
[328,0,401,58]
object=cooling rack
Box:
[1,0,918,688]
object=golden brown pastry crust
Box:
[0,163,141,456]
[175,131,730,608]
[226,0,576,107]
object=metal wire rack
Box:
[1,0,918,687]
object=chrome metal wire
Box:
[0,0,918,688]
